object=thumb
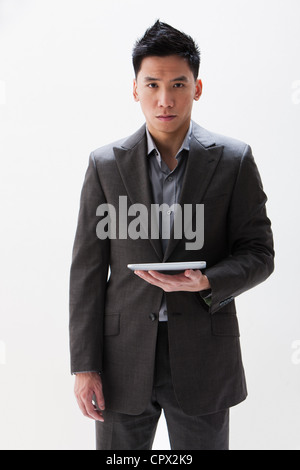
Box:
[184,269,194,278]
[184,269,202,279]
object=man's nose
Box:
[158,89,174,108]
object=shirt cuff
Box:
[72,371,101,375]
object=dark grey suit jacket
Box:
[69,121,274,416]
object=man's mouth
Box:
[156,115,177,122]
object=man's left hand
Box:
[134,269,211,292]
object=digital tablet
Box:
[127,261,206,271]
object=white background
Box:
[0,0,299,450]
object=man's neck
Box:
[147,121,191,170]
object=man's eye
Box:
[148,83,158,88]
[174,83,184,88]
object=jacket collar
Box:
[117,120,217,151]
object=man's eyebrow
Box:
[143,75,189,82]
[171,76,189,82]
[144,76,161,82]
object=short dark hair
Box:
[132,20,200,80]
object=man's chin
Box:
[148,119,183,135]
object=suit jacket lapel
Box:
[113,122,224,263]
[113,125,164,260]
[163,124,224,261]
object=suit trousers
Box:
[96,322,229,450]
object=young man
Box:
[69,21,274,450]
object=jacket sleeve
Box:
[69,152,110,373]
[204,145,275,314]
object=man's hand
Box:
[74,372,105,422]
[134,269,211,292]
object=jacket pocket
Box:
[104,313,120,336]
[211,313,240,337]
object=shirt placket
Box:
[160,162,177,254]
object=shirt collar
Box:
[146,121,192,160]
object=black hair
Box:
[132,20,200,80]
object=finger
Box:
[148,270,171,280]
[135,270,169,279]
[144,272,177,289]
[139,272,166,288]
[76,395,91,418]
[85,398,105,422]
[184,269,201,279]
[148,270,185,283]
[75,386,105,422]
[147,272,188,291]
[83,389,104,421]
[76,395,103,421]
[135,270,192,292]
[93,387,106,411]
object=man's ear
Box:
[194,79,203,101]
[133,79,139,102]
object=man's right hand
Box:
[74,372,105,422]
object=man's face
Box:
[133,55,202,139]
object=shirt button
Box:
[167,176,173,182]
[149,313,157,322]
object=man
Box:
[69,21,274,450]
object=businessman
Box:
[69,21,274,450]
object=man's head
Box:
[132,21,202,141]
[132,20,200,81]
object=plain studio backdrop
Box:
[0,0,299,450]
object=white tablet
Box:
[127,261,206,271]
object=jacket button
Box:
[149,313,157,322]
